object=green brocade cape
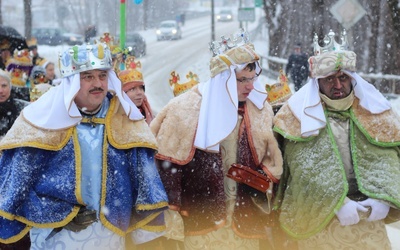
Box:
[273,98,400,239]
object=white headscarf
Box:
[194,63,267,152]
[23,70,143,130]
[288,70,391,137]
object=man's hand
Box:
[335,200,369,226]
[358,198,390,221]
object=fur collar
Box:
[274,98,400,144]
[0,97,157,151]
[150,87,283,179]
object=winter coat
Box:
[0,97,28,137]
[285,53,309,84]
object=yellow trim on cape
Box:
[72,128,85,205]
[0,206,81,230]
[0,225,31,244]
[129,211,164,231]
[136,201,169,211]
[98,123,167,236]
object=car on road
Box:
[32,28,84,46]
[124,32,146,57]
[32,28,64,46]
[63,32,85,46]
[156,20,182,41]
[216,10,234,22]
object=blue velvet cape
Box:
[0,96,168,243]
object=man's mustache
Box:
[89,87,104,93]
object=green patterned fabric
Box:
[275,110,400,240]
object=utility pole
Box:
[211,0,215,41]
[239,0,243,29]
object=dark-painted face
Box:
[318,71,352,99]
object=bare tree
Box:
[263,0,400,81]
[0,0,3,25]
[387,0,400,75]
[24,0,32,39]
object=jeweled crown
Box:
[58,43,112,78]
[169,71,199,97]
[265,70,292,105]
[209,28,250,56]
[96,32,122,57]
[117,55,143,85]
[313,29,349,56]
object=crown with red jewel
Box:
[97,32,122,57]
[209,28,250,56]
[209,29,259,77]
[116,54,143,85]
[169,71,199,96]
[58,43,112,78]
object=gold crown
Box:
[27,37,38,48]
[9,68,28,87]
[169,71,199,97]
[30,65,47,84]
[6,49,33,87]
[30,83,52,102]
[9,49,33,66]
[117,55,143,85]
[265,70,292,105]
[97,32,121,56]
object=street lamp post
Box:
[211,0,215,41]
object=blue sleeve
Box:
[0,148,46,242]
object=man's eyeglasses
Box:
[80,73,108,82]
[236,73,260,84]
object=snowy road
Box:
[139,15,241,113]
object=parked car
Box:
[156,20,182,41]
[63,32,84,46]
[124,32,146,57]
[216,10,233,22]
[32,28,84,46]
[32,28,64,46]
